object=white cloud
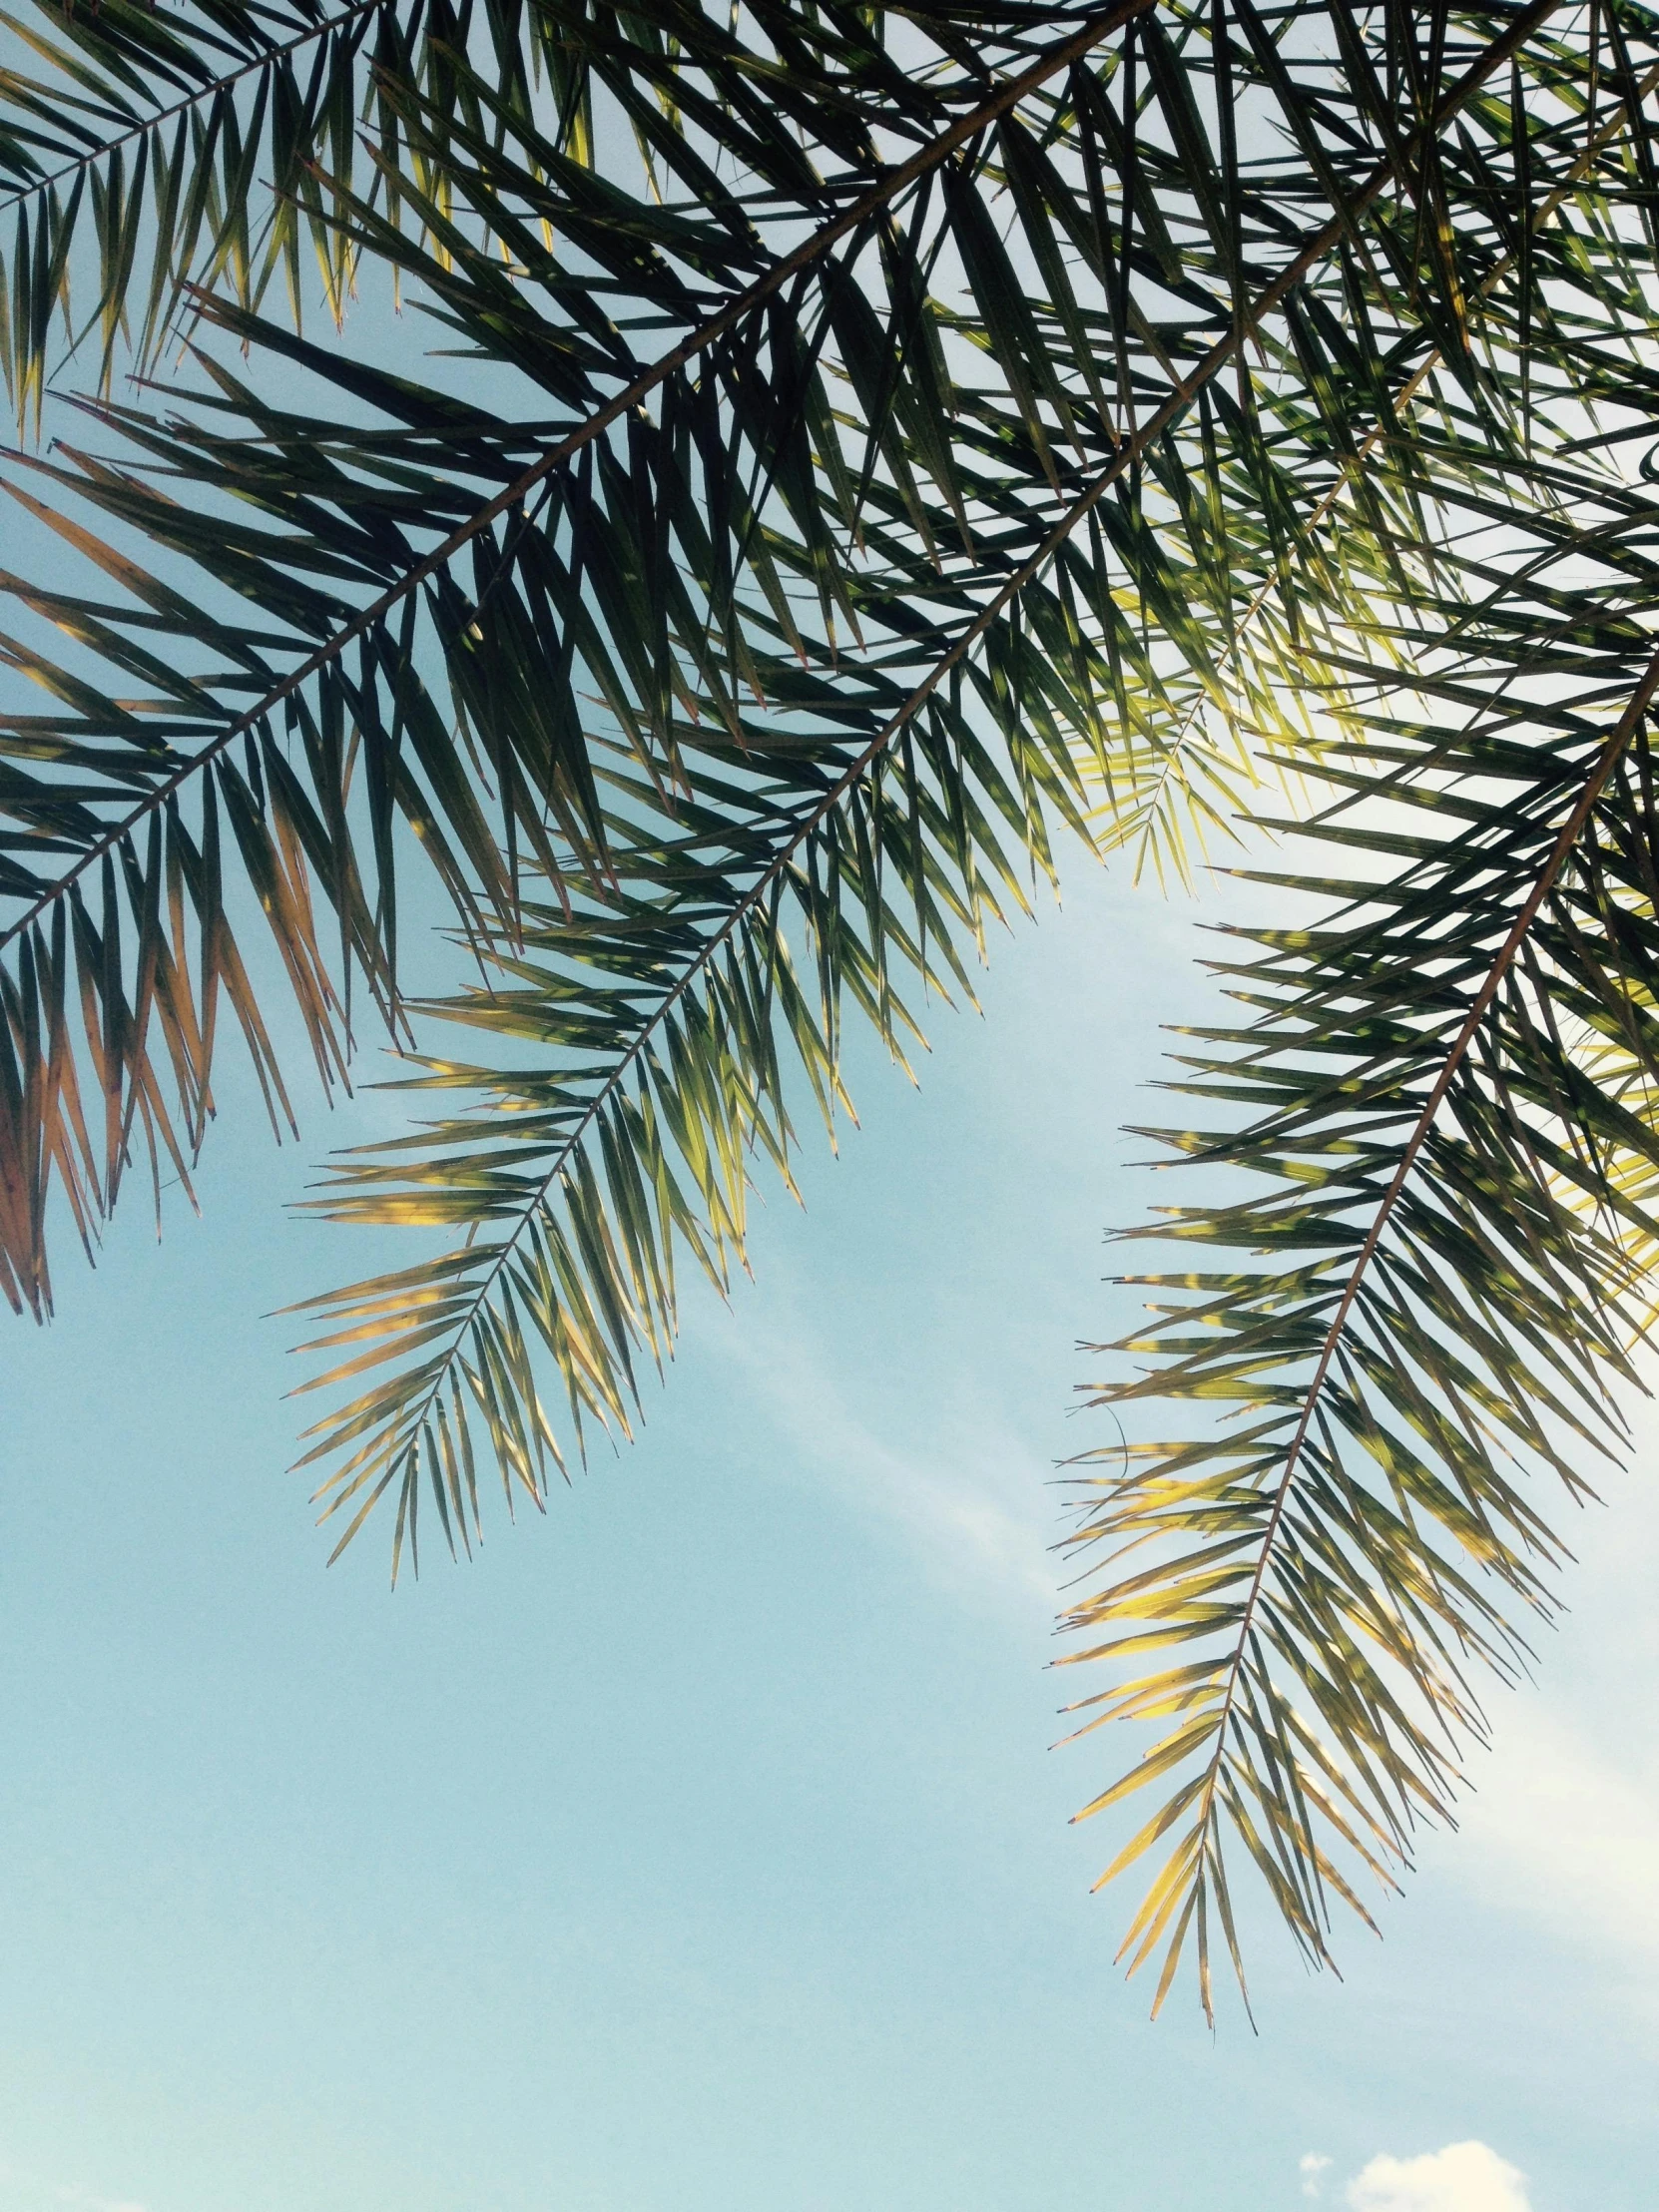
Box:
[1301,2152,1334,2199]
[1346,2142,1529,2212]
[50,2187,146,2212]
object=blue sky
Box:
[5,849,1656,2212]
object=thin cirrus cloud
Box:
[1343,2141,1531,2212]
[703,1298,1060,1615]
[0,2182,146,2212]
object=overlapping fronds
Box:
[1063,308,1659,2014]
[2,0,441,428]
[288,648,1090,1569]
[269,0,1624,1562]
[0,0,871,428]
[4,0,1592,1407]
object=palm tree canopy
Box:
[5,0,1659,2019]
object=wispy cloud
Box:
[0,2174,147,2212]
[1301,2152,1334,2199]
[701,1296,1059,1616]
[1434,1446,1659,1978]
[1345,2142,1528,2212]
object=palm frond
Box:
[0,0,1173,433]
[1093,38,1659,883]
[8,0,1659,2018]
[1064,360,1659,2015]
[1,0,1616,1389]
[2,0,417,430]
[287,648,1070,1571]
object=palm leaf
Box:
[3,0,415,430]
[1065,346,1659,2013]
[1092,39,1659,882]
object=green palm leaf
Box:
[0,0,1608,1434]
[1065,368,1659,2014]
[2,0,422,429]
